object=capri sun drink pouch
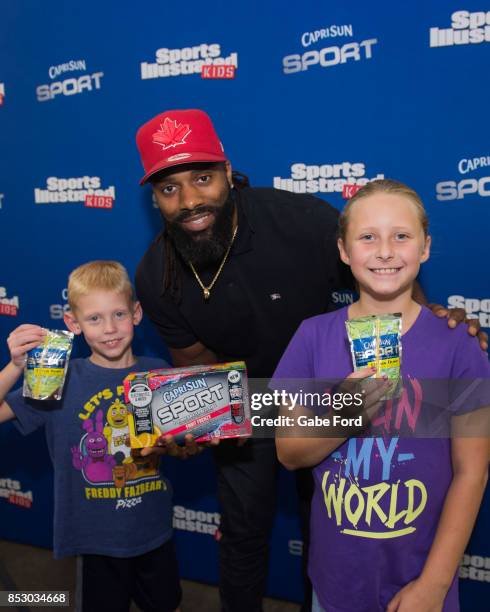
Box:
[345,313,402,399]
[23,329,74,400]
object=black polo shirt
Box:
[136,187,353,378]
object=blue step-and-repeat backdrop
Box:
[0,0,489,607]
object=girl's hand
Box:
[7,324,46,369]
[386,578,446,612]
[340,366,391,419]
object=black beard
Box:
[166,190,235,268]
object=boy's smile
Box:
[369,267,403,275]
[64,290,142,368]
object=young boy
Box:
[0,261,182,612]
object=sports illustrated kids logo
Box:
[36,59,104,102]
[436,155,490,201]
[273,161,384,196]
[50,287,70,320]
[459,554,490,582]
[447,295,490,328]
[0,286,19,317]
[282,22,377,74]
[140,43,238,80]
[34,176,116,208]
[0,83,5,106]
[0,477,33,509]
[173,505,220,536]
[430,10,490,48]
[201,64,235,79]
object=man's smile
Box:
[181,211,215,232]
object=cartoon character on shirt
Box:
[71,409,116,483]
[103,399,132,462]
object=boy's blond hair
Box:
[68,261,134,312]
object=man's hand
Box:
[387,578,445,612]
[428,303,488,350]
[7,324,46,368]
[140,433,219,459]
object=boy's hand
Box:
[140,433,219,459]
[387,578,445,612]
[428,303,488,350]
[7,325,46,369]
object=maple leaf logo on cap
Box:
[152,117,191,150]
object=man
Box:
[135,109,486,612]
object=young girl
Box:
[273,180,489,612]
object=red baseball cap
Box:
[136,109,227,185]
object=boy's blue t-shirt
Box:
[7,356,173,559]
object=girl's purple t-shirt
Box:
[272,306,490,612]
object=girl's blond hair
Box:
[339,179,429,241]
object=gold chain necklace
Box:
[188,225,238,300]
